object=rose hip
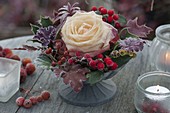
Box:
[41,90,51,100]
[25,63,36,75]
[10,55,20,61]
[16,97,25,106]
[37,95,43,102]
[29,96,38,105]
[2,48,13,56]
[22,58,32,67]
[23,99,32,108]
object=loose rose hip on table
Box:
[25,2,152,107]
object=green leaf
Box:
[40,16,53,27]
[112,55,132,67]
[30,24,39,34]
[118,14,127,26]
[36,54,52,69]
[86,71,104,85]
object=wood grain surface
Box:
[0,36,155,113]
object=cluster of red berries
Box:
[88,54,118,71]
[16,90,50,109]
[68,52,118,71]
[91,6,121,29]
[0,46,36,83]
[20,58,36,83]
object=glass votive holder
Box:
[134,71,170,113]
[149,24,170,72]
[0,57,21,102]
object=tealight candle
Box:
[145,85,170,100]
[146,85,170,94]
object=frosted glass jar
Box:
[0,57,21,102]
[150,24,170,72]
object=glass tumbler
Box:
[150,24,170,72]
[134,71,170,113]
[0,57,21,102]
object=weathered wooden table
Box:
[0,36,154,113]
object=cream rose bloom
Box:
[61,11,117,56]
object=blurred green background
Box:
[0,0,170,40]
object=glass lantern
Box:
[0,57,21,102]
[150,24,170,72]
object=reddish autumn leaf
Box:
[126,17,152,38]
[61,64,90,92]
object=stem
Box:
[150,0,154,11]
[118,27,127,37]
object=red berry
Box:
[37,95,43,102]
[91,6,97,11]
[108,10,114,16]
[22,58,32,67]
[97,62,105,71]
[57,60,62,65]
[75,51,81,57]
[20,68,27,83]
[111,62,118,70]
[2,48,13,56]
[89,60,96,69]
[104,57,111,62]
[115,22,121,29]
[113,14,119,20]
[16,97,25,106]
[10,55,20,61]
[68,58,74,64]
[100,8,107,14]
[29,96,38,105]
[84,54,91,59]
[45,47,52,54]
[23,99,32,108]
[107,16,113,23]
[25,63,36,75]
[98,6,104,11]
[64,51,69,56]
[41,90,50,100]
[105,59,113,67]
[97,54,103,59]
[61,57,66,62]
[87,58,92,62]
[51,61,57,67]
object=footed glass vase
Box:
[59,79,116,107]
[58,67,123,107]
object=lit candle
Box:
[165,52,170,71]
[145,85,170,100]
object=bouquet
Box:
[27,2,152,92]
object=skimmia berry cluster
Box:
[27,2,152,92]
[91,6,121,29]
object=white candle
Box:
[145,85,170,100]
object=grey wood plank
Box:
[0,36,44,113]
[16,42,154,113]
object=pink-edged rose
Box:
[61,11,117,57]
